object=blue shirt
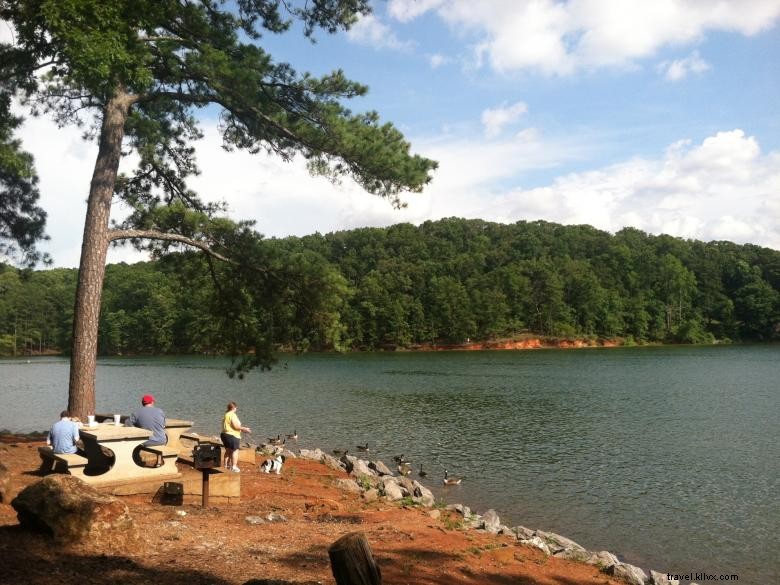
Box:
[49,418,80,454]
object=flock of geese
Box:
[334,445,463,486]
[263,433,463,485]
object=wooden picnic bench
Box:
[38,446,89,479]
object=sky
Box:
[4,0,780,268]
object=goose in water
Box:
[443,469,462,485]
[268,435,285,447]
[286,430,298,441]
[393,454,408,464]
[356,442,370,452]
[418,464,428,478]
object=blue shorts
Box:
[220,433,240,450]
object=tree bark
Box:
[328,532,382,585]
[68,89,135,419]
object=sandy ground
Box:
[0,438,622,585]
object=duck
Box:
[418,464,428,478]
[356,442,370,452]
[442,469,462,485]
[286,430,298,441]
[397,462,412,476]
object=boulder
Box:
[481,509,501,533]
[350,458,374,478]
[362,488,379,503]
[445,503,470,517]
[649,570,679,585]
[512,525,535,540]
[396,475,416,495]
[321,454,346,472]
[586,550,619,569]
[381,479,404,501]
[606,562,648,585]
[11,475,141,553]
[298,448,324,461]
[334,478,362,494]
[540,531,586,554]
[369,460,393,476]
[520,536,551,555]
[413,483,435,507]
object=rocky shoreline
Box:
[286,445,686,585]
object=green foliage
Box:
[1,218,779,359]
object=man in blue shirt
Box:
[126,394,167,446]
[48,410,80,454]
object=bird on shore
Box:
[398,462,412,476]
[418,464,427,478]
[356,442,370,452]
[286,430,298,441]
[443,469,462,485]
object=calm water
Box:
[1,346,778,583]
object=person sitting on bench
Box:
[126,394,167,466]
[47,410,81,454]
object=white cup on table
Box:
[113,414,121,426]
[87,415,95,426]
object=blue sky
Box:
[6,0,780,267]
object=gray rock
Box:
[245,515,265,525]
[520,536,552,556]
[481,509,501,533]
[540,531,586,554]
[382,479,404,501]
[396,475,416,495]
[264,512,287,523]
[369,460,393,476]
[586,550,619,569]
[606,562,648,585]
[413,484,435,507]
[445,503,471,517]
[298,448,323,460]
[334,478,362,494]
[512,525,535,540]
[321,453,346,472]
[428,509,441,520]
[11,475,141,553]
[350,458,374,477]
[649,570,679,585]
[280,449,297,459]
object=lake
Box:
[1,345,778,583]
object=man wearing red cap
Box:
[126,394,167,447]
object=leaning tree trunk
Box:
[68,89,134,420]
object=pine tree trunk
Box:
[68,89,133,420]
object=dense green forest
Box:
[1,218,779,357]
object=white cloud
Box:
[658,50,711,81]
[346,13,413,51]
[387,0,780,75]
[428,53,451,68]
[481,101,528,138]
[497,130,780,248]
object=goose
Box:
[398,462,412,476]
[356,442,370,452]
[332,448,346,456]
[443,469,462,485]
[393,454,408,464]
[268,434,285,447]
[418,464,428,478]
[286,430,298,441]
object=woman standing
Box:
[221,401,251,472]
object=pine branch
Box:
[109,228,231,262]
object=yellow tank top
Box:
[223,411,241,438]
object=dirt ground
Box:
[0,437,622,585]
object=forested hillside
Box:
[2,218,778,357]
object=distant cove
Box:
[2,344,778,583]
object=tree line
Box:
[1,217,778,358]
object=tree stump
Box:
[328,532,382,585]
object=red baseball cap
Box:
[141,394,155,405]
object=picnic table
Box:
[77,422,182,486]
